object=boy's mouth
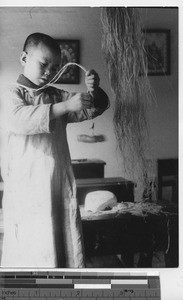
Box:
[40,77,49,83]
[38,78,49,87]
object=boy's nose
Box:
[44,69,51,76]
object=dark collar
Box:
[16,74,52,96]
[17,74,40,89]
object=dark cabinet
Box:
[72,159,106,179]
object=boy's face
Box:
[20,42,61,87]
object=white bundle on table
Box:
[84,190,117,212]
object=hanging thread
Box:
[101,7,155,201]
[34,62,88,92]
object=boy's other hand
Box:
[66,93,93,112]
[85,69,100,92]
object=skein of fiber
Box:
[101,7,155,201]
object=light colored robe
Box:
[0,74,108,268]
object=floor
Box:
[86,251,166,268]
[0,209,166,268]
[0,234,165,268]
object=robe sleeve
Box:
[58,88,110,124]
[2,87,53,135]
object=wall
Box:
[0,7,178,180]
[142,7,178,159]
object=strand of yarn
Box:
[34,62,88,92]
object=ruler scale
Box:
[0,271,161,299]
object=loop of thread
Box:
[34,62,88,92]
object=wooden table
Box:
[81,204,178,268]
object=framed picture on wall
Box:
[144,29,170,76]
[56,39,80,84]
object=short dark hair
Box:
[23,32,60,56]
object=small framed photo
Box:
[144,29,170,76]
[56,39,80,84]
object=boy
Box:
[1,32,109,267]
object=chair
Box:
[157,158,178,203]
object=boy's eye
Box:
[40,62,47,67]
[52,67,58,73]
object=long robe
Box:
[0,74,108,268]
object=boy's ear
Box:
[20,51,27,66]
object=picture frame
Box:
[144,29,170,76]
[56,39,80,84]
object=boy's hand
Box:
[85,69,100,92]
[66,93,93,112]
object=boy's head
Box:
[20,33,61,87]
